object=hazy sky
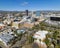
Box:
[0,0,60,11]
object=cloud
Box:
[21,2,29,6]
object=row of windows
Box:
[50,17,60,21]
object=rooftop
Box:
[0,32,14,46]
[33,30,48,40]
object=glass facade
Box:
[36,11,40,16]
[50,17,60,21]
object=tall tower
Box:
[26,10,28,16]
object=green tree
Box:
[53,30,59,39]
[28,35,34,43]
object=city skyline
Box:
[0,0,60,11]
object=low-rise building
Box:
[33,39,47,48]
[33,30,48,41]
[0,31,15,47]
[0,23,5,29]
[23,22,34,28]
[3,19,12,25]
[12,19,21,29]
[33,30,48,48]
[20,16,42,28]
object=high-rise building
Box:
[26,10,28,16]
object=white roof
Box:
[33,30,48,40]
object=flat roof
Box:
[0,32,14,44]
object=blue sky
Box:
[0,0,60,11]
